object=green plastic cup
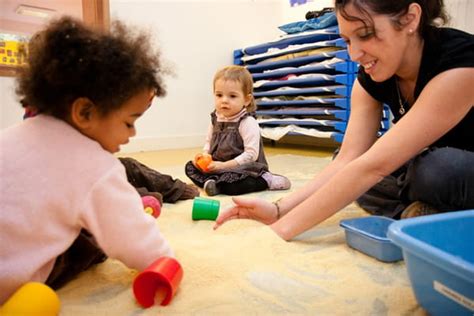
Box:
[192,197,220,220]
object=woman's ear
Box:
[402,2,422,33]
[69,97,96,129]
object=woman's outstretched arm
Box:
[271,68,474,240]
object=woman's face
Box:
[337,4,412,82]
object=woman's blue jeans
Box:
[356,147,474,218]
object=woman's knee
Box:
[407,147,474,200]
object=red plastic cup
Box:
[133,257,183,308]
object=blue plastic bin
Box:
[339,216,403,262]
[388,210,474,315]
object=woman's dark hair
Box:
[334,0,449,38]
[16,16,169,119]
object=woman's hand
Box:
[213,197,278,229]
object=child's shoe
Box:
[262,172,291,190]
[204,179,220,196]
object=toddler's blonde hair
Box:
[213,65,256,112]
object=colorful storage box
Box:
[388,210,474,315]
[339,216,403,262]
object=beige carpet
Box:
[57,154,424,315]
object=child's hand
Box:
[195,153,213,172]
[206,161,224,172]
[207,159,238,172]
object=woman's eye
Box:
[126,123,134,128]
[359,32,374,40]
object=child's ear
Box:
[70,97,97,129]
[245,93,252,107]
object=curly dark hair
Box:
[334,0,449,39]
[16,16,169,119]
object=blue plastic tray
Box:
[388,210,474,315]
[339,216,403,262]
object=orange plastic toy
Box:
[195,153,213,172]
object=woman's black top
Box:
[358,27,474,151]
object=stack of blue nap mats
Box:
[234,12,391,146]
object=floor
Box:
[118,143,335,168]
[60,143,423,315]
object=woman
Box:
[214,0,474,240]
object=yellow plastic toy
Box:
[0,282,60,316]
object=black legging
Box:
[185,161,268,195]
[217,176,268,195]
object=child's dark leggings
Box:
[185,161,268,195]
[215,176,268,195]
[46,229,107,290]
[356,147,474,219]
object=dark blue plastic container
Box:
[339,216,403,262]
[388,210,474,315]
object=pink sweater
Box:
[0,115,172,303]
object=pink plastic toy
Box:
[133,257,183,308]
[141,196,161,218]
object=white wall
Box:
[111,0,285,152]
[1,0,471,153]
[281,0,333,23]
[111,0,334,153]
[0,77,23,129]
[111,0,473,153]
[445,0,474,33]
[279,0,474,32]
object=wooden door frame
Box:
[82,0,110,31]
[0,0,109,77]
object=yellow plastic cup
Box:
[0,282,60,316]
